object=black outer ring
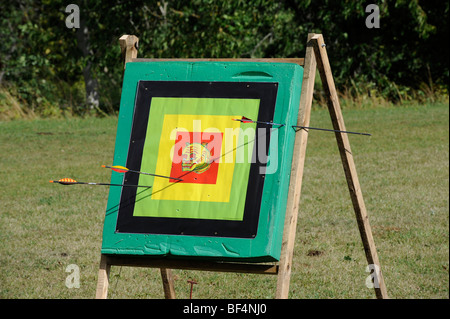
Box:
[115,81,278,238]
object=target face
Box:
[116,81,275,238]
[101,62,303,261]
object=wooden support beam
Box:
[160,268,176,299]
[95,254,111,299]
[276,33,317,299]
[119,35,139,69]
[310,34,388,299]
[132,58,304,66]
[103,255,279,275]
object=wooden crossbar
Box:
[103,255,278,274]
[132,58,304,65]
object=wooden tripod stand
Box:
[96,33,388,299]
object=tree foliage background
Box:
[0,0,448,117]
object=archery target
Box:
[101,61,303,261]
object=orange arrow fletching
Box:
[49,178,78,185]
[107,165,129,173]
[232,116,254,123]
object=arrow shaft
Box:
[293,126,371,136]
[50,180,152,188]
[235,119,284,127]
[103,165,183,181]
[234,118,369,136]
[79,182,152,188]
[237,119,369,135]
[126,168,183,181]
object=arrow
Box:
[232,116,285,127]
[49,178,152,188]
[292,126,371,136]
[101,165,183,181]
[232,117,369,136]
[233,116,253,123]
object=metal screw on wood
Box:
[187,279,198,299]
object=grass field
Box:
[0,102,448,299]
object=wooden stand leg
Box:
[95,254,111,299]
[276,33,317,299]
[160,268,176,299]
[119,35,139,69]
[311,34,388,299]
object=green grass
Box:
[0,102,448,299]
